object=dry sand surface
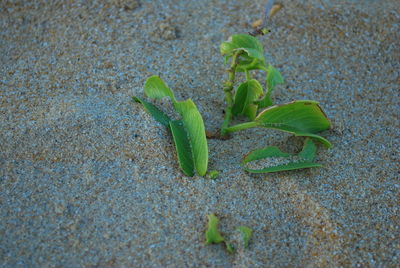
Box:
[1,0,399,266]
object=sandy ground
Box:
[1,0,399,266]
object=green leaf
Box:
[144,75,175,101]
[237,226,253,248]
[232,80,263,120]
[220,34,265,61]
[243,146,290,163]
[244,162,323,173]
[205,214,225,244]
[298,137,318,162]
[266,64,284,92]
[169,120,195,177]
[254,100,332,147]
[133,97,171,127]
[242,138,323,173]
[256,65,284,109]
[174,100,208,176]
[207,170,220,180]
[293,132,331,148]
[255,94,273,109]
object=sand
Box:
[1,0,399,266]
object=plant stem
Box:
[245,69,251,81]
[221,51,242,136]
[224,121,258,133]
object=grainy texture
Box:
[1,0,399,267]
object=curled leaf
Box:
[232,80,263,120]
[220,34,265,61]
[257,65,284,108]
[205,214,225,244]
[266,64,284,92]
[144,75,176,101]
[242,138,323,173]
[174,100,208,176]
[136,76,209,177]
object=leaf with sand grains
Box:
[133,97,171,127]
[173,100,208,176]
[254,100,332,147]
[144,75,175,100]
[135,76,208,176]
[242,138,322,173]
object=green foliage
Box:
[174,100,208,176]
[133,97,171,127]
[170,120,195,177]
[207,170,220,180]
[205,214,252,253]
[242,138,323,173]
[219,33,331,172]
[144,75,175,100]
[134,76,208,176]
[266,64,284,92]
[220,34,265,61]
[135,32,332,176]
[232,79,263,120]
[237,226,253,248]
[256,64,284,108]
[205,214,225,244]
[254,101,332,147]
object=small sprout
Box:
[207,170,220,180]
[134,76,208,177]
[205,214,253,253]
[205,214,225,244]
[205,214,235,253]
[236,226,253,248]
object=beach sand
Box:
[1,0,399,266]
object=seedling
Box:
[236,226,253,248]
[205,214,252,253]
[133,75,208,176]
[134,33,331,175]
[206,170,220,180]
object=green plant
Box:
[134,75,208,176]
[134,33,331,176]
[205,214,252,253]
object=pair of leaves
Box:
[242,138,322,173]
[205,214,252,253]
[220,34,284,108]
[221,34,267,73]
[220,34,265,62]
[134,76,208,176]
